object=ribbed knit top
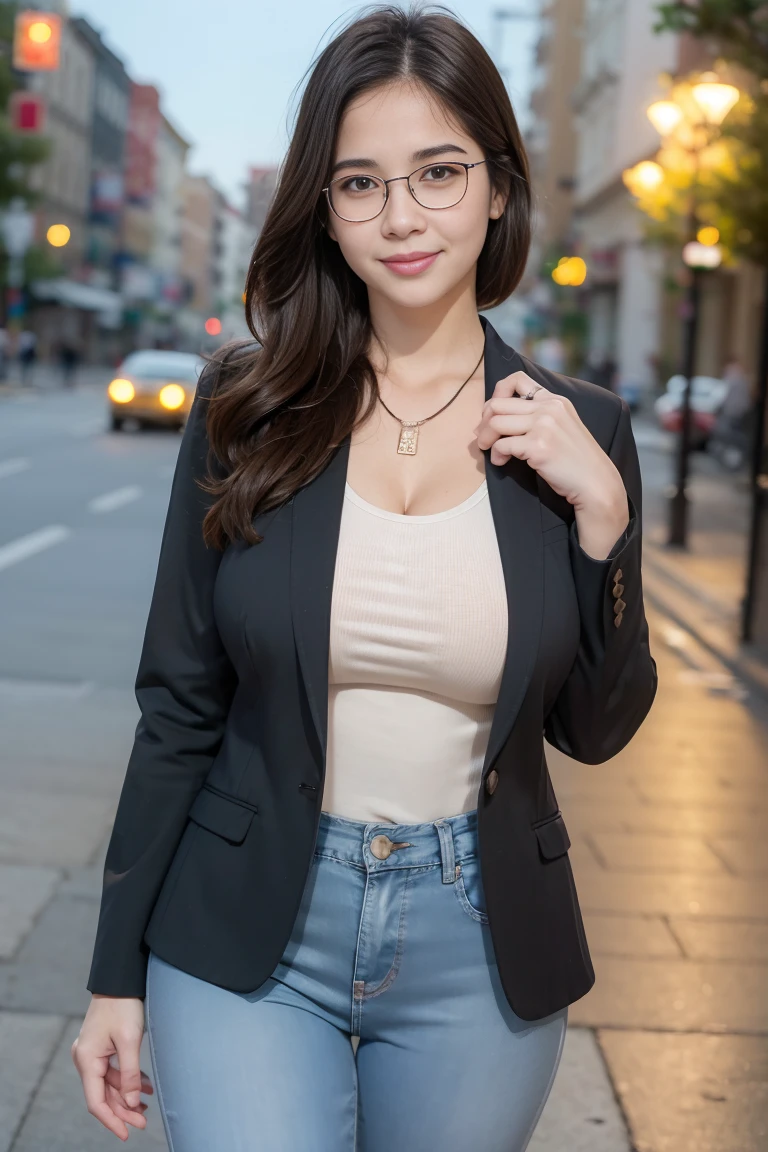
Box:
[324,479,508,824]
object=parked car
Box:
[653,374,729,448]
[107,350,205,431]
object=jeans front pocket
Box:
[453,856,489,924]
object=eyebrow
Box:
[331,142,469,176]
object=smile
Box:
[379,251,441,276]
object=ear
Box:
[489,183,507,221]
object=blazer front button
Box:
[485,769,499,795]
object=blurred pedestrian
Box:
[17,328,37,386]
[0,326,8,381]
[73,9,657,1150]
[720,356,751,422]
[58,340,80,388]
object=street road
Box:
[0,381,766,1151]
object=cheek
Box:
[332,225,376,280]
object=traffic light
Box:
[13,11,62,71]
[9,91,46,133]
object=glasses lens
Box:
[329,174,386,221]
[409,163,468,209]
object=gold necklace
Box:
[376,337,486,455]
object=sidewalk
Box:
[635,418,768,698]
[0,363,111,397]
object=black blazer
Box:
[87,317,657,1021]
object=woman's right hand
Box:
[71,994,154,1141]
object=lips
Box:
[380,251,441,276]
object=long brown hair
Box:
[202,4,532,548]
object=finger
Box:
[489,434,532,466]
[105,1065,154,1096]
[115,1033,144,1111]
[81,1063,129,1141]
[106,1082,148,1130]
[491,371,550,400]
[475,412,535,449]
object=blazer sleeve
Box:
[87,363,237,998]
[543,396,658,764]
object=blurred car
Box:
[653,374,729,447]
[107,350,205,431]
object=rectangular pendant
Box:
[397,424,419,454]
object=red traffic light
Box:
[13,11,62,71]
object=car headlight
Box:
[108,378,135,403]
[159,384,186,410]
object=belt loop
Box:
[434,819,457,884]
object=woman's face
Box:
[326,80,505,314]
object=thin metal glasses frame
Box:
[323,159,490,222]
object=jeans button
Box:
[370,835,393,860]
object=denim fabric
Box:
[146,808,567,1151]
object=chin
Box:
[369,273,466,313]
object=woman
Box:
[73,6,657,1149]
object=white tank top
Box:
[324,479,508,825]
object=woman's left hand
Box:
[473,371,630,560]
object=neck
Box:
[367,273,485,392]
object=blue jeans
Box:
[146,808,567,1151]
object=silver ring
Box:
[524,385,542,400]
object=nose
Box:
[380,178,426,237]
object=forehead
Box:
[334,80,473,158]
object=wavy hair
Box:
[202,4,532,548]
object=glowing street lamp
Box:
[638,73,739,548]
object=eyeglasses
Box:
[323,159,490,223]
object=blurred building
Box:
[246,166,278,237]
[526,0,584,271]
[26,16,95,273]
[216,203,252,340]
[72,17,130,290]
[178,173,220,341]
[568,0,677,397]
[149,115,191,341]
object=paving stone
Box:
[582,913,683,958]
[0,791,115,868]
[0,895,99,1016]
[12,1017,168,1151]
[562,798,766,839]
[708,837,768,877]
[0,1011,64,1152]
[635,777,767,809]
[529,1027,631,1151]
[572,868,767,920]
[598,1029,768,1152]
[669,918,768,962]
[0,864,59,960]
[589,832,728,874]
[569,955,768,1033]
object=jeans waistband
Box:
[315,809,479,882]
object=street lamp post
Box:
[623,74,739,548]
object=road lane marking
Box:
[88,485,142,514]
[0,525,71,572]
[0,457,30,479]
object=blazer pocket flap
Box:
[188,788,255,844]
[534,812,571,860]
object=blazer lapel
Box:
[289,317,544,775]
[290,434,350,762]
[480,317,544,775]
